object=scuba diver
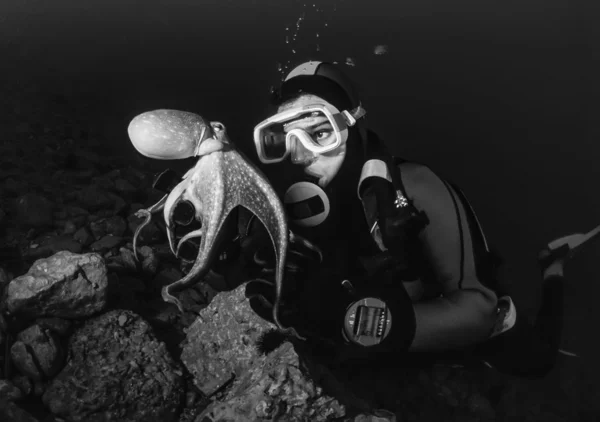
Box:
[199,61,583,378]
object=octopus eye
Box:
[173,200,196,226]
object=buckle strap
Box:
[341,104,367,127]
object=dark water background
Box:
[1,0,597,416]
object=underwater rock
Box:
[62,220,77,235]
[118,247,139,272]
[0,312,7,332]
[0,266,10,289]
[90,216,127,239]
[111,193,128,215]
[138,245,159,276]
[3,177,30,198]
[144,297,180,326]
[181,282,275,396]
[105,256,132,274]
[196,342,347,422]
[35,317,73,337]
[65,205,89,219]
[115,178,138,199]
[15,193,54,228]
[195,271,223,303]
[89,218,107,240]
[72,169,97,184]
[11,374,33,398]
[0,399,40,422]
[91,174,116,191]
[89,235,124,252]
[121,166,150,189]
[10,324,65,381]
[466,393,495,420]
[24,235,83,259]
[73,227,94,246]
[76,186,115,211]
[3,251,108,319]
[105,169,121,179]
[64,205,89,228]
[105,215,128,237]
[32,379,47,397]
[0,379,23,401]
[42,310,184,422]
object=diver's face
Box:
[277,94,346,188]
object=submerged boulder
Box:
[42,309,185,422]
[10,323,65,381]
[14,193,54,228]
[3,251,108,320]
[182,283,385,421]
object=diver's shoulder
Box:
[396,160,440,183]
[395,160,450,194]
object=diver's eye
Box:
[313,129,335,146]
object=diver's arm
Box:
[400,162,498,352]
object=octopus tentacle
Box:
[133,195,167,261]
[175,227,205,258]
[162,199,232,312]
[289,231,323,263]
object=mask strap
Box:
[333,105,367,129]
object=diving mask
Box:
[253,104,367,164]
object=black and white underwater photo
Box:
[0,0,595,421]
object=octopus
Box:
[127,109,318,340]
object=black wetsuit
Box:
[393,161,565,378]
[211,160,564,379]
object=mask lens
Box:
[285,111,339,150]
[261,126,288,161]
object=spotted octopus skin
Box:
[162,146,289,310]
[165,127,302,338]
[128,109,210,160]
